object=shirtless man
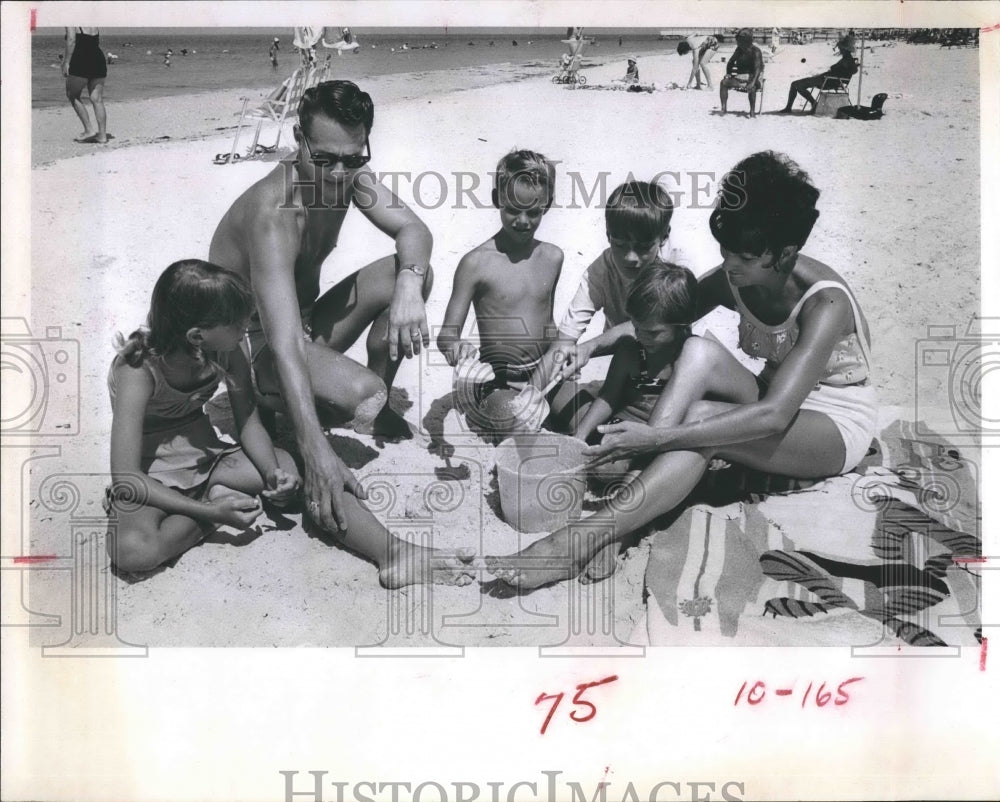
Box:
[209,80,433,533]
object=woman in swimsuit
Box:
[63,27,109,144]
[486,151,878,588]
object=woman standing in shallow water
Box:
[63,27,109,144]
[487,151,878,589]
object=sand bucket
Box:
[495,432,587,533]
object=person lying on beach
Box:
[534,180,676,431]
[779,40,859,113]
[106,260,300,573]
[438,150,563,417]
[107,259,474,587]
[488,151,877,589]
[720,29,764,116]
[209,80,434,534]
[676,34,719,90]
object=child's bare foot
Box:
[579,541,619,584]
[485,528,605,590]
[379,542,477,588]
[207,484,256,504]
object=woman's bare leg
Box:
[580,338,760,582]
[87,78,107,141]
[65,75,95,138]
[488,400,847,590]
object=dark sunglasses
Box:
[302,134,371,170]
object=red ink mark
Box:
[30,9,36,31]
[980,637,988,671]
[736,677,864,708]
[980,22,1000,33]
[535,674,618,734]
[12,554,57,564]
[953,556,987,564]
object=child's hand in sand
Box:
[261,467,301,508]
[210,494,264,529]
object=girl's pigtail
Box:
[113,327,153,368]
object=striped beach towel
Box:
[643,417,982,647]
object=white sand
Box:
[21,42,982,647]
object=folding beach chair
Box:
[800,75,852,116]
[732,75,765,115]
[214,66,320,165]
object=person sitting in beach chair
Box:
[720,29,765,116]
[779,39,859,114]
[555,51,584,83]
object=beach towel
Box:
[643,415,982,647]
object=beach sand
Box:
[22,41,981,648]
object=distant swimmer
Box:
[180,48,188,56]
[163,49,172,68]
[269,41,279,68]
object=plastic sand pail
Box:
[495,433,587,533]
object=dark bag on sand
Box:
[836,92,888,121]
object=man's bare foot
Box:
[73,131,97,143]
[356,406,413,440]
[579,541,619,584]
[485,527,608,590]
[378,542,477,588]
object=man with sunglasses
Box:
[209,80,433,534]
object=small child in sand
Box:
[573,262,708,443]
[108,260,473,587]
[438,149,564,415]
[106,259,299,572]
[537,179,676,429]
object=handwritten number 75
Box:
[535,675,619,735]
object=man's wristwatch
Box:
[398,263,427,278]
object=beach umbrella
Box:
[857,30,865,105]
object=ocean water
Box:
[32,30,679,109]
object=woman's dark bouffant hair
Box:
[115,259,252,370]
[710,151,821,257]
[298,80,375,138]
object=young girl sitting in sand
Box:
[488,151,878,588]
[108,260,475,587]
[107,259,300,572]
